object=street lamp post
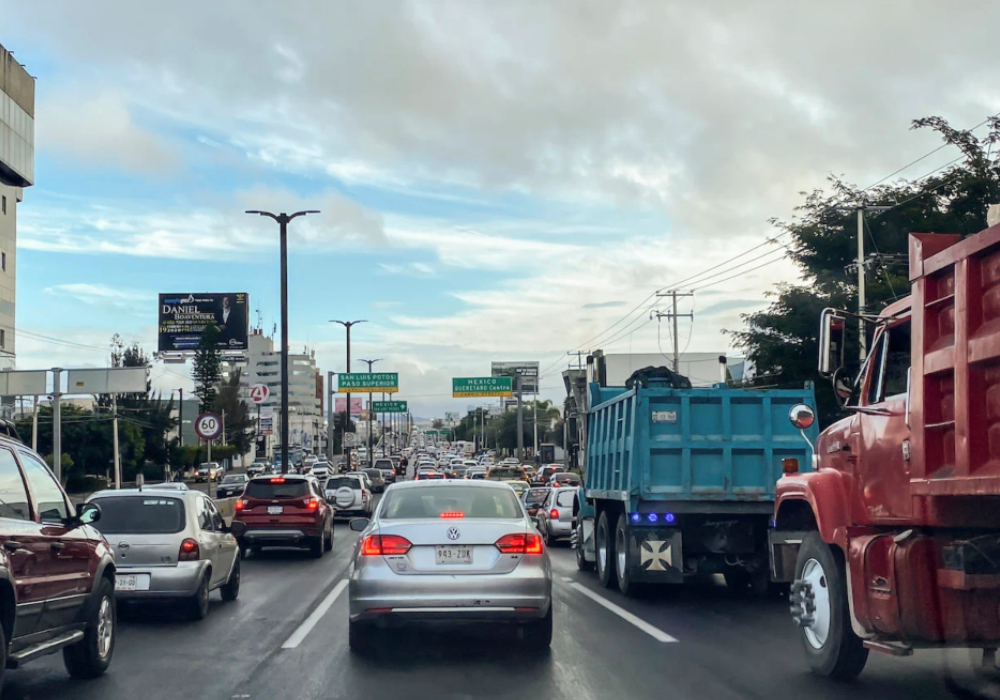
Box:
[358,358,381,465]
[331,320,366,468]
[245,209,319,474]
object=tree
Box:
[192,324,223,412]
[731,114,1000,425]
[431,418,445,430]
[214,369,255,456]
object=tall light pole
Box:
[245,209,320,473]
[358,358,381,464]
[331,319,366,468]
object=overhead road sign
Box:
[373,400,407,413]
[338,372,399,393]
[195,413,223,441]
[158,292,249,353]
[491,361,539,394]
[67,367,147,395]
[0,370,47,395]
[453,377,513,398]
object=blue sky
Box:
[4,1,998,416]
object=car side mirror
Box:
[76,502,101,526]
[819,309,847,378]
[349,518,369,532]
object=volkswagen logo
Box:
[447,527,460,541]
[117,542,130,550]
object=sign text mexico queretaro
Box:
[158,293,249,352]
[453,376,513,398]
[338,372,399,393]
[373,400,408,414]
[491,361,539,393]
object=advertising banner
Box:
[158,293,249,352]
[335,396,364,416]
[259,406,274,436]
[491,361,539,394]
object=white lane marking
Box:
[281,579,349,649]
[561,576,574,582]
[567,582,678,643]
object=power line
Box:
[690,249,800,292]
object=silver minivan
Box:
[86,488,241,619]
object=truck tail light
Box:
[179,538,200,561]
[783,458,800,474]
[362,535,412,556]
[496,533,543,554]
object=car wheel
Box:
[543,521,555,547]
[189,572,211,620]
[596,512,615,589]
[310,533,324,559]
[575,523,594,571]
[349,619,374,653]
[522,605,553,651]
[64,576,115,678]
[791,532,868,679]
[324,521,334,552]
[221,556,241,602]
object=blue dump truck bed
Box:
[577,379,818,595]
[585,382,818,507]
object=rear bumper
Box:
[548,520,573,537]
[115,562,206,599]
[239,528,317,547]
[349,555,551,622]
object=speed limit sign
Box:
[249,383,270,404]
[195,413,223,441]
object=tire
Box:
[543,520,555,547]
[522,605,553,650]
[575,524,594,572]
[64,576,115,679]
[0,612,5,691]
[220,556,241,602]
[310,533,324,559]
[596,512,616,589]
[189,573,211,620]
[349,619,374,654]
[791,532,868,679]
[614,514,638,597]
[238,541,248,558]
[324,521,334,552]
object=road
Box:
[2,525,990,700]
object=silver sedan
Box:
[347,480,552,652]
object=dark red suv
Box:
[231,475,333,558]
[0,437,117,691]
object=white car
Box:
[325,473,373,518]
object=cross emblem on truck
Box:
[640,540,672,571]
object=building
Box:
[235,330,325,456]
[0,44,34,369]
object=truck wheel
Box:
[64,576,115,679]
[791,532,868,679]
[575,524,593,572]
[596,512,616,588]
[615,514,639,596]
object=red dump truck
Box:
[770,224,1000,679]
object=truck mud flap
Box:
[627,527,684,584]
[769,530,810,583]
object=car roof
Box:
[89,488,202,501]
[389,479,516,492]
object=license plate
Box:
[268,506,283,515]
[115,573,150,591]
[435,546,473,565]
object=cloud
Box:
[583,301,626,309]
[40,91,176,173]
[378,261,435,277]
[44,283,149,309]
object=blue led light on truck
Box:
[630,512,640,523]
[647,513,658,523]
[665,512,675,524]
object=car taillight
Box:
[361,535,412,556]
[495,532,543,554]
[440,511,465,518]
[179,538,200,561]
[235,499,246,511]
[306,498,319,510]
[270,477,285,483]
[550,509,559,519]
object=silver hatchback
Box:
[347,480,552,652]
[86,489,241,619]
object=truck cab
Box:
[773,227,1000,679]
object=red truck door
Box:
[855,321,913,522]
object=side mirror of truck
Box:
[819,309,847,378]
[789,404,816,431]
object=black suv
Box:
[0,437,116,690]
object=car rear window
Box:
[488,467,525,480]
[556,491,577,508]
[325,477,360,490]
[364,469,381,479]
[374,460,393,469]
[245,479,311,499]
[380,486,522,519]
[525,489,549,505]
[92,496,186,534]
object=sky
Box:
[3,0,999,417]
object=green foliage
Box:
[731,115,1000,426]
[431,418,445,430]
[192,324,223,412]
[214,369,254,455]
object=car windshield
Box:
[244,479,311,499]
[488,467,524,480]
[380,486,522,519]
[91,496,185,534]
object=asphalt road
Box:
[2,528,993,700]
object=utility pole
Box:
[112,394,121,489]
[652,291,694,372]
[327,370,335,460]
[516,375,524,462]
[330,319,366,467]
[178,388,184,447]
[31,394,38,451]
[245,208,320,474]
[52,368,62,482]
[359,358,381,465]
[566,350,585,370]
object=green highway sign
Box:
[373,400,407,414]
[452,376,513,398]
[338,372,399,393]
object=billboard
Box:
[335,396,364,416]
[158,293,249,353]
[491,361,539,394]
